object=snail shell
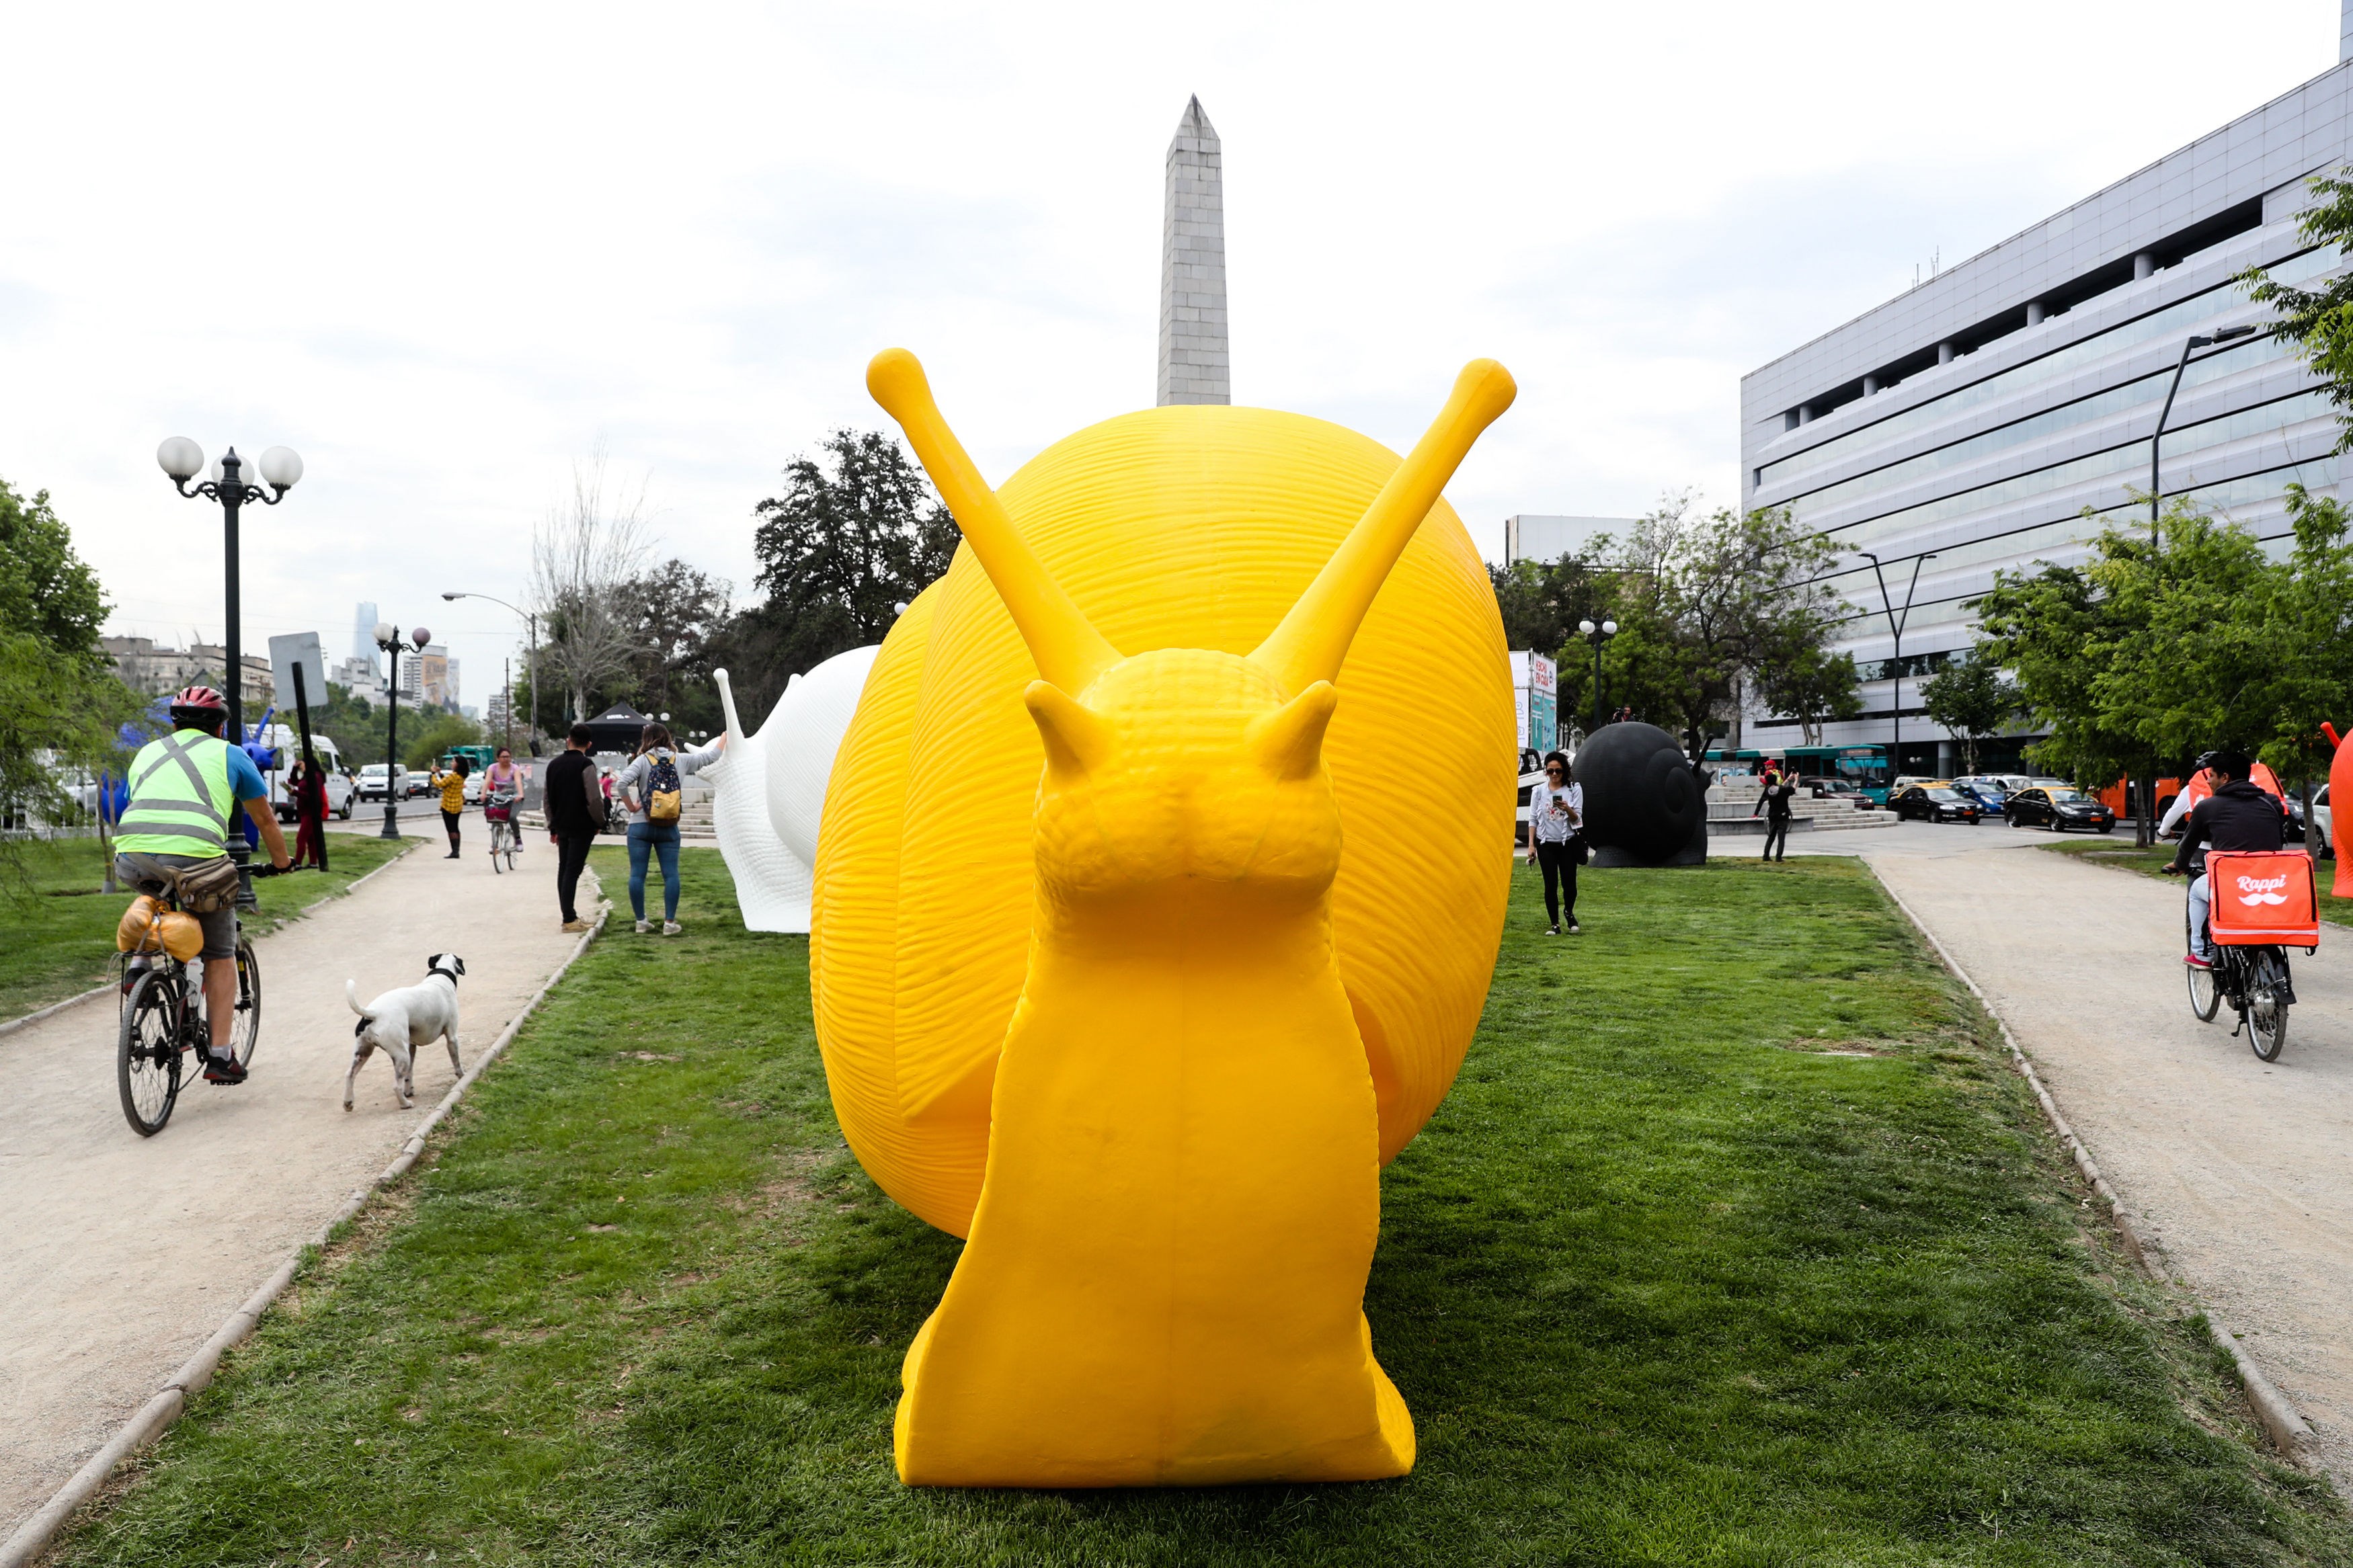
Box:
[811,405,1516,1236]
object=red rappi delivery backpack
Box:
[2206,851,2321,948]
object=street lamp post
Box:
[1576,618,1618,731]
[1860,550,1937,782]
[374,622,430,840]
[2151,324,2258,544]
[442,591,539,751]
[157,438,303,905]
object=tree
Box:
[1488,550,1607,658]
[0,480,108,655]
[619,559,733,738]
[1755,644,1864,747]
[2243,175,2353,452]
[1578,493,1849,763]
[744,429,957,701]
[1917,652,2020,774]
[404,712,486,770]
[1973,496,2353,845]
[0,480,141,869]
[532,448,652,727]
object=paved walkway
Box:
[1831,827,2353,1484]
[0,837,598,1536]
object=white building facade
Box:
[1741,25,2353,776]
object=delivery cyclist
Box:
[113,685,292,1083]
[2164,748,2283,969]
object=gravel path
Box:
[1864,837,2353,1484]
[0,838,597,1536]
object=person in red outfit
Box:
[289,757,329,868]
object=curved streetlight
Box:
[159,438,302,905]
[442,590,539,752]
[2151,323,2260,544]
[1577,618,1619,733]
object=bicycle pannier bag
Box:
[2206,850,2320,946]
[116,895,203,960]
[646,750,683,824]
[172,854,243,914]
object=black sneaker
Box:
[1566,920,1582,934]
[203,1051,249,1085]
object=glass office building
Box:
[1740,31,2353,776]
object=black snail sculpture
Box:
[1575,722,1711,867]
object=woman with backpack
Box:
[614,722,724,934]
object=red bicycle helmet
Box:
[167,684,229,729]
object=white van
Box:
[262,726,355,821]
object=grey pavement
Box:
[1767,819,2353,1485]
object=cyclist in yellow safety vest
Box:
[114,684,292,1085]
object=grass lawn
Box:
[46,848,2350,1566]
[0,833,414,1022]
[2043,837,2353,931]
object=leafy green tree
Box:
[2243,176,2353,452]
[1755,644,1864,747]
[0,479,141,867]
[404,712,487,770]
[738,429,957,720]
[1917,653,2020,775]
[1489,550,1608,659]
[1588,495,1847,762]
[0,479,109,655]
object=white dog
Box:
[344,954,466,1110]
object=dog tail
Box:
[346,979,368,1018]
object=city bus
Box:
[1704,744,1895,804]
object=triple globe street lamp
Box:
[157,438,304,904]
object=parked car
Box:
[1809,777,1876,808]
[1950,776,2011,810]
[2005,785,2116,833]
[2315,784,2333,856]
[1892,784,1984,824]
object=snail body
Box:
[814,352,1517,1485]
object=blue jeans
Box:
[2188,872,2211,959]
[627,821,682,921]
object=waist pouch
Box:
[171,855,243,914]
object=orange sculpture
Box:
[812,349,1517,1485]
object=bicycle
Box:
[485,790,521,874]
[2180,852,2311,1062]
[116,886,262,1138]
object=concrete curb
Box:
[1870,870,2319,1466]
[0,841,423,1043]
[0,882,610,1568]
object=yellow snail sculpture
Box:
[813,349,1517,1486]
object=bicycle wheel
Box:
[118,968,186,1137]
[2247,950,2289,1062]
[2186,909,2221,1021]
[504,826,519,872]
[227,938,262,1067]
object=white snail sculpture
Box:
[706,647,879,934]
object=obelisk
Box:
[1157,96,1228,406]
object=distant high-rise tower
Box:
[1157,96,1229,407]
[352,602,378,665]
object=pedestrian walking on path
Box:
[542,723,606,934]
[1755,768,1796,862]
[1528,750,1583,936]
[614,722,723,936]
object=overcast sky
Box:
[0,1,2340,710]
